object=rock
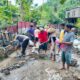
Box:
[8,66,14,71]
[29,54,39,59]
[0,61,26,74]
[62,77,75,80]
[70,59,77,67]
[39,54,47,59]
[0,68,8,73]
[73,72,80,80]
[15,64,21,68]
[0,77,3,80]
[75,75,80,80]
[3,69,10,75]
[76,77,80,80]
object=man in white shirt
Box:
[34,27,40,42]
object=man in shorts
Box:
[38,28,48,53]
[61,24,74,70]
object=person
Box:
[32,41,40,54]
[71,28,76,38]
[21,38,29,57]
[2,32,10,46]
[27,24,35,42]
[34,27,40,42]
[45,25,49,32]
[71,28,75,32]
[11,37,20,50]
[38,28,48,53]
[59,24,65,42]
[58,23,66,53]
[47,26,54,50]
[49,28,57,61]
[13,35,32,57]
[0,32,3,46]
[61,24,74,70]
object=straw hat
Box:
[40,27,44,31]
[48,28,56,33]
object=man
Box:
[27,25,35,42]
[14,35,34,57]
[58,23,66,53]
[61,24,74,69]
[34,27,40,42]
[59,23,65,43]
[0,32,3,46]
[48,28,57,61]
[38,28,48,53]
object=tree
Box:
[16,0,33,21]
[37,0,80,25]
[75,18,80,28]
[38,0,63,24]
[0,0,19,28]
[60,0,66,4]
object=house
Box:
[65,7,80,23]
[65,7,80,35]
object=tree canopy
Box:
[0,0,80,28]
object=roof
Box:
[66,6,80,11]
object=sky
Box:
[9,0,47,6]
[33,0,47,6]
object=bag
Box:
[29,40,34,46]
[73,39,79,46]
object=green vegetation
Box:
[75,18,80,28]
[0,0,19,28]
[0,0,80,28]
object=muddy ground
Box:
[0,49,80,80]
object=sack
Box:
[36,42,40,48]
[29,40,34,46]
[73,39,79,46]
